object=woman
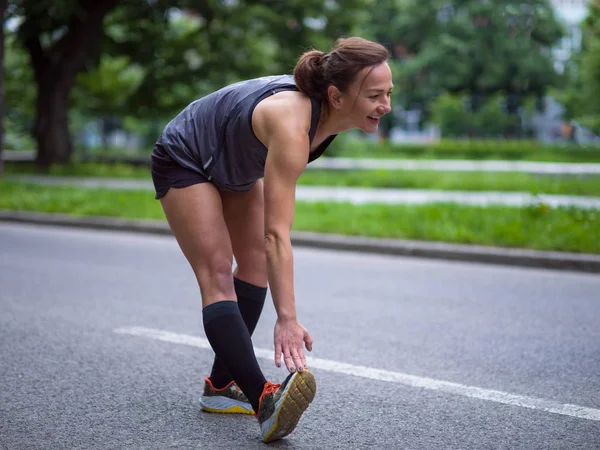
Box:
[151,36,392,442]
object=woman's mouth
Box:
[367,115,380,124]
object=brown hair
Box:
[293,37,389,102]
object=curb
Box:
[1,210,600,273]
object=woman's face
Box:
[336,62,394,134]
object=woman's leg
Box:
[159,182,266,411]
[208,180,268,388]
[161,181,316,443]
[220,180,316,443]
[222,179,267,287]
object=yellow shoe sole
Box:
[201,405,255,415]
[200,396,255,415]
[262,370,317,443]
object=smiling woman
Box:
[149,36,391,443]
[293,38,393,136]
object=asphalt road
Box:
[1,222,599,450]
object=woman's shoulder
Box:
[253,90,313,135]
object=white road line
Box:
[114,326,600,422]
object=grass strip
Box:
[328,138,600,162]
[299,170,600,197]
[0,181,597,254]
[6,162,600,197]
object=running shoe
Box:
[257,370,317,442]
[199,377,254,415]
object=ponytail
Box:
[293,50,327,101]
[293,37,389,102]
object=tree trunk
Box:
[22,0,119,168]
[505,91,522,139]
[0,0,6,177]
[35,85,73,167]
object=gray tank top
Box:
[156,74,337,192]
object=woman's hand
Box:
[274,318,313,373]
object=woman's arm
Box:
[257,95,314,372]
[263,132,304,322]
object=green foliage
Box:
[4,30,35,149]
[326,137,600,161]
[429,93,470,136]
[90,0,374,119]
[368,0,564,118]
[474,95,519,136]
[561,2,600,134]
[4,117,36,150]
[73,55,144,114]
[5,0,375,161]
[429,93,519,137]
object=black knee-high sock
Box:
[203,301,266,412]
[209,278,267,388]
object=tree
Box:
[4,28,35,151]
[8,0,372,168]
[429,92,518,137]
[368,0,564,127]
[0,0,6,176]
[8,0,120,167]
[78,0,372,119]
[561,2,600,135]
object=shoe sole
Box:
[199,396,255,415]
[262,370,317,443]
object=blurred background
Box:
[1,0,599,255]
[3,5,600,448]
[1,0,599,167]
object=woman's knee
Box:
[234,246,267,286]
[194,257,237,303]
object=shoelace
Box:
[255,382,282,417]
[262,382,281,396]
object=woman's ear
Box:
[327,85,344,109]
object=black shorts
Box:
[151,143,210,200]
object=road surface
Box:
[1,223,599,449]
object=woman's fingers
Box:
[290,347,303,372]
[283,351,295,372]
[274,320,313,372]
[303,329,313,352]
[274,341,282,368]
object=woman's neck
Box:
[317,101,354,136]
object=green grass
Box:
[4,162,151,179]
[1,181,597,254]
[299,170,600,197]
[6,162,600,197]
[327,137,600,162]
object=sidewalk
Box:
[6,174,600,209]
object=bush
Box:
[429,93,520,138]
[429,93,471,137]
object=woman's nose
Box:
[378,103,391,115]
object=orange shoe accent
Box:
[256,371,317,442]
[200,376,254,415]
[205,377,235,392]
[256,381,281,416]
